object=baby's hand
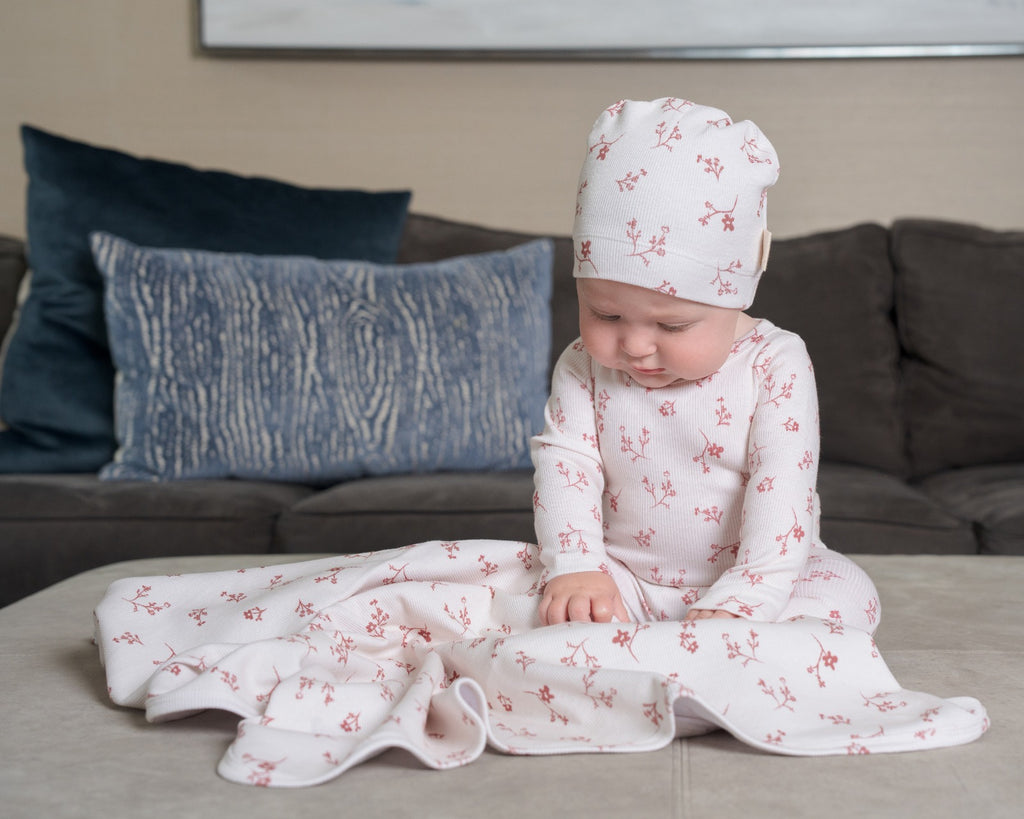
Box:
[539,571,629,625]
[683,608,742,622]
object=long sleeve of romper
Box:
[689,333,821,621]
[530,341,610,581]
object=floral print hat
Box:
[573,97,780,310]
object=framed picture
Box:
[197,0,1024,60]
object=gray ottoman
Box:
[2,554,1020,818]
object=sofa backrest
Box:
[399,213,921,477]
[8,215,1021,481]
[400,215,913,477]
[892,219,1024,478]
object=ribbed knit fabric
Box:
[532,321,880,631]
[94,544,985,786]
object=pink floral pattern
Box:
[535,322,863,623]
[572,98,780,310]
[95,542,988,788]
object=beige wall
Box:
[2,1,1023,241]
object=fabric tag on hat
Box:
[759,230,773,272]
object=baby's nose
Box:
[620,332,657,358]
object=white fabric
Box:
[532,321,877,627]
[94,542,988,788]
[573,97,779,309]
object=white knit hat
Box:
[573,97,779,309]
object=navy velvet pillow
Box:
[0,126,411,473]
[92,233,553,483]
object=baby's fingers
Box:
[590,594,630,623]
[539,595,568,626]
[567,593,597,623]
[614,597,631,623]
[685,608,741,621]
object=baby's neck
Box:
[734,313,759,340]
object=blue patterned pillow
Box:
[91,233,553,482]
[0,126,410,473]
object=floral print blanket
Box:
[94,541,988,787]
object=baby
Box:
[93,100,989,785]
[532,98,879,631]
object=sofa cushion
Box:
[0,474,313,607]
[0,126,411,474]
[815,463,975,555]
[893,219,1024,477]
[0,235,27,343]
[920,465,1024,556]
[751,224,907,476]
[274,463,977,558]
[92,233,553,482]
[276,471,538,553]
[397,213,577,378]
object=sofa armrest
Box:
[0,235,27,341]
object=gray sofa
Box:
[2,213,1023,608]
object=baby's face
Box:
[576,278,745,388]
